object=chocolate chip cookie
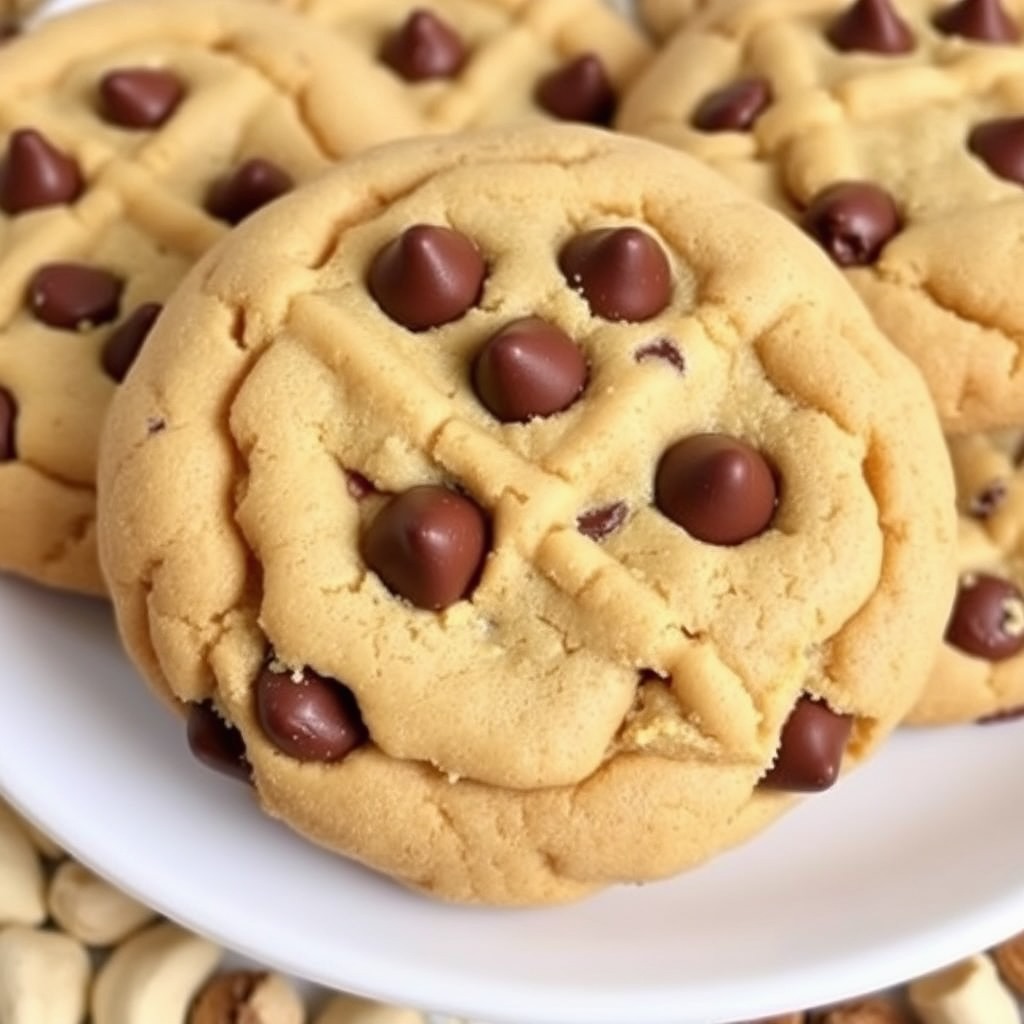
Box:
[279,0,652,129]
[98,123,956,905]
[907,429,1024,724]
[618,0,1024,433]
[0,0,427,594]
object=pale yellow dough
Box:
[636,0,708,39]
[617,0,1024,433]
[99,124,956,905]
[0,0,428,594]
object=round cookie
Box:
[98,124,956,905]
[617,0,1024,434]
[0,0,428,594]
[907,429,1024,724]
[276,0,652,130]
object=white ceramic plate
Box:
[1,577,1023,1024]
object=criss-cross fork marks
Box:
[257,211,798,771]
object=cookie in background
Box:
[0,0,428,595]
[617,0,1024,433]
[269,0,652,130]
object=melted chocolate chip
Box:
[968,118,1024,185]
[559,227,672,322]
[98,67,185,129]
[577,502,628,540]
[934,0,1019,40]
[346,470,377,500]
[369,225,485,331]
[635,338,686,373]
[760,696,853,792]
[361,485,488,610]
[535,54,616,125]
[28,264,123,330]
[256,664,368,763]
[978,704,1024,724]
[0,387,16,462]
[826,0,915,53]
[473,317,586,422]
[205,158,294,225]
[945,573,1024,660]
[186,702,251,783]
[380,8,466,81]
[969,480,1007,519]
[0,129,84,215]
[101,302,161,382]
[691,77,772,132]
[655,433,777,546]
[800,181,900,266]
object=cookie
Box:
[276,0,652,129]
[98,123,956,905]
[617,0,1024,433]
[0,0,428,594]
[906,429,1024,724]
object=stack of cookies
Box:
[0,0,1013,910]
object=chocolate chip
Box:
[655,433,777,546]
[256,663,368,763]
[934,0,1019,40]
[968,118,1024,185]
[691,77,772,132]
[380,8,466,81]
[101,302,161,382]
[559,227,672,322]
[577,502,628,540]
[0,387,16,462]
[760,696,853,792]
[635,338,686,373]
[969,480,1007,519]
[368,225,485,331]
[98,67,185,129]
[535,54,616,126]
[978,704,1024,724]
[826,0,915,52]
[945,573,1024,660]
[186,702,251,783]
[800,181,900,266]
[472,316,587,422]
[0,21,17,42]
[28,263,123,330]
[205,158,294,225]
[0,129,84,215]
[361,484,488,610]
[346,470,377,500]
